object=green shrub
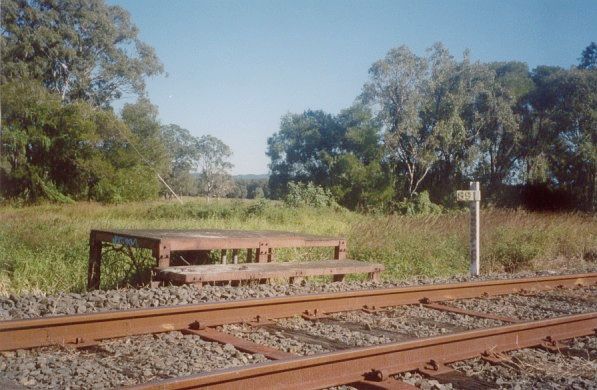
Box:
[486,228,543,272]
[146,201,245,220]
[284,182,338,208]
[245,198,268,217]
[393,191,442,215]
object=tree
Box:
[229,176,269,199]
[160,124,201,196]
[253,187,265,199]
[332,105,392,210]
[337,104,382,164]
[361,44,531,203]
[0,79,156,202]
[266,104,391,209]
[196,135,233,198]
[361,45,442,199]
[517,66,564,184]
[542,69,596,210]
[579,42,597,70]
[1,0,163,107]
[518,65,596,210]
[120,99,170,176]
[267,110,344,198]
[1,80,70,201]
[420,44,485,200]
[473,62,530,192]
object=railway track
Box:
[1,272,596,389]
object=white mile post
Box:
[456,181,481,276]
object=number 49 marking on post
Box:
[457,182,481,276]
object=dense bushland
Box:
[1,0,234,203]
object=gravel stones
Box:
[2,267,596,321]
[1,267,596,389]
[0,331,268,389]
[219,301,512,360]
[219,323,329,355]
[395,371,453,390]
[449,285,597,321]
[275,316,393,347]
[450,336,597,389]
[329,305,504,338]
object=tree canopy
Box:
[1,1,594,211]
[268,43,596,211]
[579,42,597,70]
[196,135,234,199]
[1,0,163,107]
[0,79,157,202]
[0,0,234,204]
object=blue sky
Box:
[111,0,596,174]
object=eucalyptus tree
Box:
[516,66,564,185]
[160,124,201,196]
[196,135,234,199]
[420,44,488,199]
[472,62,531,192]
[578,42,597,70]
[361,45,434,199]
[361,44,535,202]
[0,80,154,202]
[1,0,163,107]
[533,68,596,210]
[120,99,170,174]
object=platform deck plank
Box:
[158,260,384,284]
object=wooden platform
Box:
[157,260,384,285]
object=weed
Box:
[0,200,594,294]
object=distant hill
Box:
[233,174,269,180]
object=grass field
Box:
[1,198,595,294]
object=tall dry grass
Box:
[349,210,596,279]
[0,199,594,294]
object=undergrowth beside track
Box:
[0,198,595,294]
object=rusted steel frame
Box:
[92,229,345,250]
[88,230,163,289]
[422,302,521,323]
[92,230,161,250]
[334,239,347,260]
[92,229,346,252]
[89,229,346,287]
[87,231,103,290]
[168,239,345,251]
[2,273,595,351]
[129,312,597,390]
[255,241,269,263]
[91,229,346,251]
[185,327,295,360]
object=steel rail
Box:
[129,312,597,390]
[0,272,594,351]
